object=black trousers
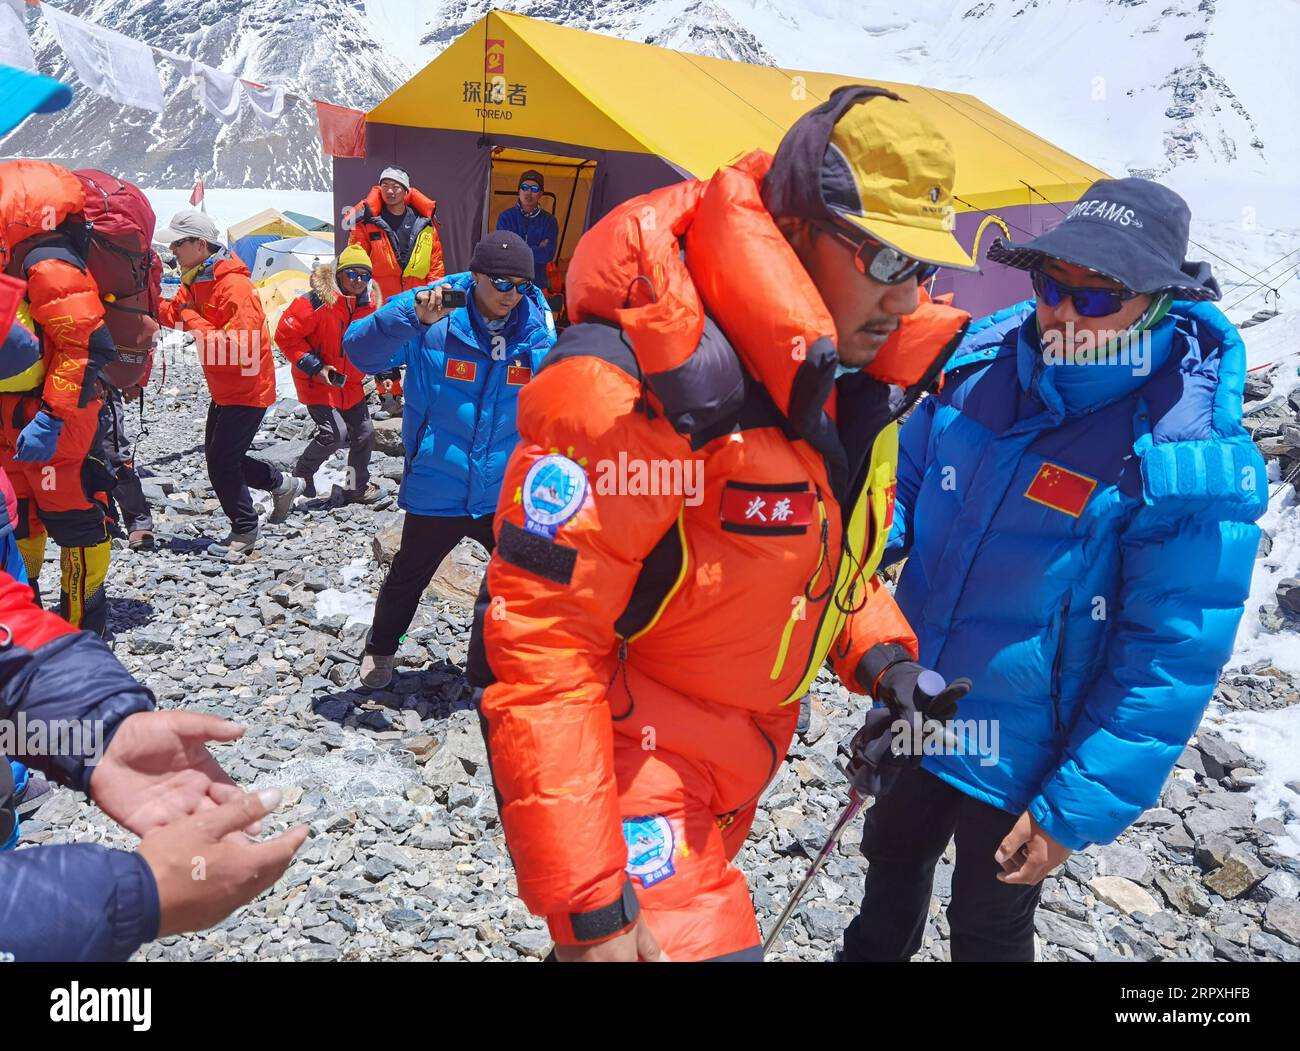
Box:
[840,764,1044,962]
[97,386,154,533]
[294,402,375,492]
[204,401,282,535]
[366,512,495,657]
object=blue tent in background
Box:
[232,234,280,271]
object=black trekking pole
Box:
[762,670,956,955]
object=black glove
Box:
[846,644,973,798]
[857,643,971,721]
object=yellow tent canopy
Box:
[228,208,311,245]
[257,270,310,340]
[340,11,1108,315]
[370,11,1105,213]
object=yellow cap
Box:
[337,244,372,272]
[823,96,976,271]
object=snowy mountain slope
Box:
[0,0,410,189]
[2,0,1295,224]
[402,0,1299,223]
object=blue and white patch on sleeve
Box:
[623,814,676,888]
[522,454,587,538]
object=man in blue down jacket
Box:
[839,178,1267,962]
[346,230,555,689]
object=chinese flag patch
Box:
[506,364,532,386]
[1024,462,1097,518]
[882,482,897,530]
[446,358,477,382]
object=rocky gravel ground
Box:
[13,351,1300,962]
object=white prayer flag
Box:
[0,0,36,72]
[193,62,240,123]
[241,78,284,131]
[43,3,165,112]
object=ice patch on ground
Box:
[256,733,414,805]
[341,559,370,586]
[1214,706,1300,858]
[274,363,297,405]
[315,588,375,627]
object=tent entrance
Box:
[485,148,595,290]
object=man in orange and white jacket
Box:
[344,167,444,414]
[470,87,978,961]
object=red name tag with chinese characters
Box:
[506,364,532,386]
[1024,461,1097,518]
[720,483,815,535]
[446,358,478,382]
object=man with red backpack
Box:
[0,160,158,635]
[274,244,381,505]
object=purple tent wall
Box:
[333,125,681,274]
[931,203,1067,318]
[335,129,1075,319]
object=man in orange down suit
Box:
[0,160,117,635]
[469,87,980,961]
[344,166,445,414]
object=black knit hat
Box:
[518,169,545,191]
[470,230,535,281]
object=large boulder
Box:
[372,417,405,458]
[372,518,404,564]
[427,538,489,608]
[370,518,487,609]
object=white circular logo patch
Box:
[522,454,587,533]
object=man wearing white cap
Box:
[344,167,445,415]
[343,166,444,301]
[157,209,300,556]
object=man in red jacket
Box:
[157,210,302,556]
[274,245,380,505]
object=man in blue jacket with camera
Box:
[346,230,555,689]
[839,178,1267,962]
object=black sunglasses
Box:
[813,221,939,285]
[1031,270,1139,318]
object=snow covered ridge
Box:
[4,0,1296,222]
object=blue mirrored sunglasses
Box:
[489,277,534,294]
[519,182,542,193]
[340,267,371,282]
[1031,270,1139,317]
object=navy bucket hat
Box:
[986,177,1220,301]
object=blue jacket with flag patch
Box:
[344,272,556,518]
[888,299,1266,850]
